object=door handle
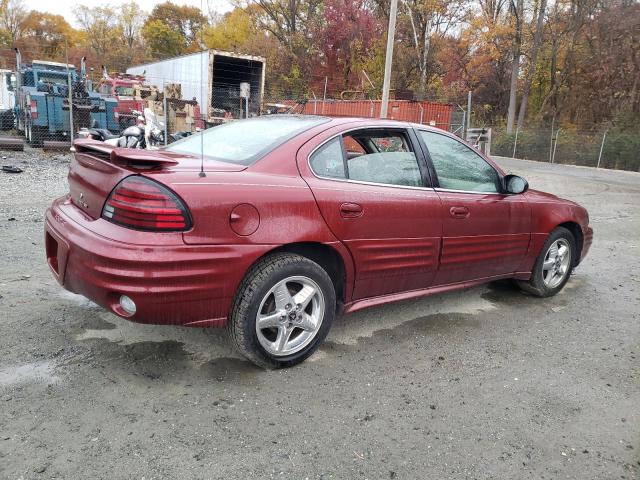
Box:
[449,206,470,219]
[340,202,363,218]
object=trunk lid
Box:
[68,139,245,219]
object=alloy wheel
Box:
[542,238,572,289]
[255,275,325,357]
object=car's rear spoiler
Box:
[72,138,179,169]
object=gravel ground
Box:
[0,149,638,480]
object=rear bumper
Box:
[45,196,273,327]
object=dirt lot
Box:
[0,149,638,480]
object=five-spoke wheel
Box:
[255,276,325,357]
[517,226,576,297]
[228,253,336,369]
[541,238,572,289]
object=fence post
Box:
[163,96,168,146]
[551,128,561,164]
[512,126,519,159]
[65,39,73,143]
[466,91,471,134]
[597,130,607,168]
[322,77,327,114]
[549,116,555,162]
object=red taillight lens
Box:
[30,100,38,119]
[102,176,191,231]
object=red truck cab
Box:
[97,74,146,130]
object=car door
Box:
[416,129,531,286]
[297,124,443,300]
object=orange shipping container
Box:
[296,99,454,131]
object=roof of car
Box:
[264,114,444,132]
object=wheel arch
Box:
[249,242,352,310]
[556,221,583,266]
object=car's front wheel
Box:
[228,253,336,369]
[517,226,576,297]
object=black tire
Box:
[228,253,336,369]
[517,226,576,297]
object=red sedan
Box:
[45,116,593,368]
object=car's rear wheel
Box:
[517,226,576,297]
[228,253,336,369]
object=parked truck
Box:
[14,50,116,145]
[97,70,147,131]
[126,50,265,124]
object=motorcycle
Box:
[79,108,165,149]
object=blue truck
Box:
[14,51,117,146]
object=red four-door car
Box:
[45,116,592,368]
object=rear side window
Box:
[310,129,422,187]
[166,115,329,166]
[310,137,346,179]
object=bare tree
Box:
[403,0,466,100]
[506,0,523,134]
[516,0,547,130]
[0,0,27,45]
[119,2,145,49]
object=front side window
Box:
[310,129,423,188]
[419,131,500,193]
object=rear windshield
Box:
[165,116,330,165]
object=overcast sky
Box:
[24,0,233,24]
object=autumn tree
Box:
[75,5,120,60]
[505,0,523,133]
[142,19,186,59]
[400,0,467,99]
[317,0,381,89]
[20,11,77,59]
[119,2,145,49]
[146,2,207,46]
[0,0,27,45]
[203,6,259,52]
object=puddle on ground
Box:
[0,360,59,387]
[76,311,238,365]
[329,286,497,345]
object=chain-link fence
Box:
[0,47,470,150]
[490,124,639,172]
[1,46,636,172]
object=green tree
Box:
[203,7,255,51]
[146,1,207,45]
[142,19,185,58]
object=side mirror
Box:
[504,174,529,194]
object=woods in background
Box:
[0,0,638,133]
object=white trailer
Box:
[0,68,15,110]
[127,50,266,123]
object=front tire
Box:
[228,253,336,369]
[517,226,576,297]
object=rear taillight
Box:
[102,176,191,231]
[30,100,38,119]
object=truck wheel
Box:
[517,227,576,297]
[228,253,336,369]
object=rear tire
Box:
[517,226,576,297]
[228,253,336,369]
